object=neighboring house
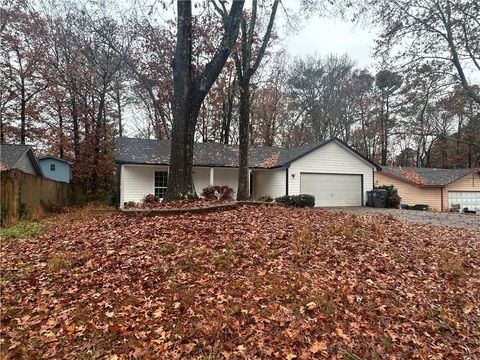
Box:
[115,137,380,207]
[375,166,480,211]
[0,144,43,177]
[38,156,72,183]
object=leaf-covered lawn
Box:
[1,205,479,359]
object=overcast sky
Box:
[282,15,378,70]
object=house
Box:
[38,156,72,183]
[375,166,480,211]
[0,144,43,176]
[115,137,380,207]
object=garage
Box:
[300,173,363,207]
[448,191,480,211]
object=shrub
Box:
[374,185,401,208]
[201,185,235,201]
[143,194,160,205]
[18,202,30,220]
[0,206,7,226]
[257,195,273,203]
[275,194,315,208]
[124,201,137,208]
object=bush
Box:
[143,194,160,205]
[275,194,315,208]
[201,185,235,201]
[1,206,7,226]
[124,201,137,208]
[375,185,401,208]
[257,195,273,203]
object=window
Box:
[50,163,55,171]
[154,171,168,199]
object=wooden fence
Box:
[1,169,85,226]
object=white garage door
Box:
[300,173,362,207]
[448,191,480,211]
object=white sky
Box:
[283,16,377,70]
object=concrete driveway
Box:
[322,207,480,230]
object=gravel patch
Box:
[322,207,480,230]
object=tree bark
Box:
[221,74,236,144]
[236,0,279,200]
[116,88,123,137]
[165,0,244,201]
[237,80,250,200]
[20,80,26,144]
[165,1,195,200]
[56,98,64,158]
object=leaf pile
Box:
[1,205,479,359]
[125,199,231,210]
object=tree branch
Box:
[194,0,245,107]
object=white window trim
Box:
[154,170,168,199]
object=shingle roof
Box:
[0,144,43,176]
[38,155,73,165]
[115,137,339,169]
[0,144,32,169]
[382,166,477,186]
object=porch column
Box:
[209,167,214,186]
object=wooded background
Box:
[1,0,479,196]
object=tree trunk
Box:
[165,0,196,200]
[20,77,26,144]
[69,88,80,159]
[235,0,279,199]
[237,80,250,200]
[57,99,64,158]
[379,95,386,166]
[165,0,244,200]
[0,108,4,144]
[91,89,106,190]
[116,88,123,137]
[221,75,236,144]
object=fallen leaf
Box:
[310,341,327,353]
[105,311,115,318]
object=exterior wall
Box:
[288,141,375,205]
[16,154,37,176]
[446,172,480,191]
[120,164,168,205]
[193,167,210,195]
[252,168,286,199]
[120,165,240,206]
[39,158,71,183]
[374,172,443,210]
[444,171,480,210]
[212,168,239,197]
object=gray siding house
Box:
[0,144,43,176]
[39,156,72,183]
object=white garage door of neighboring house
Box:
[448,191,480,211]
[300,173,362,207]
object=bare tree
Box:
[234,0,280,200]
[370,0,480,105]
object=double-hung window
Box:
[154,171,168,199]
